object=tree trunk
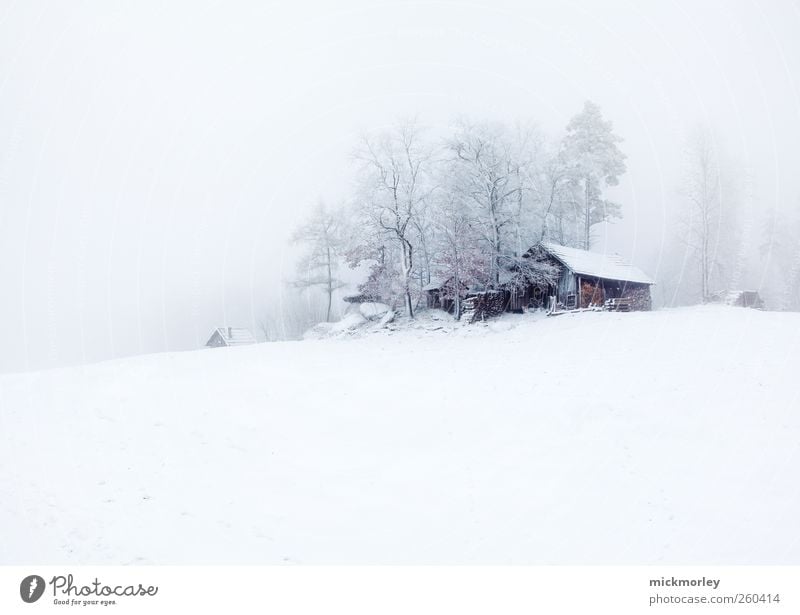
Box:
[325,244,333,322]
[584,177,591,249]
[453,243,461,320]
[401,240,414,319]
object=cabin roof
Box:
[538,242,654,285]
[208,327,257,346]
[422,278,445,292]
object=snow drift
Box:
[1,306,798,564]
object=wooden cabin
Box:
[205,327,257,348]
[423,279,447,310]
[525,242,654,311]
[423,242,654,319]
[423,278,470,314]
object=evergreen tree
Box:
[562,101,627,249]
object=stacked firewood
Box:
[460,291,506,323]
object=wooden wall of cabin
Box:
[504,283,557,312]
[556,271,577,308]
[426,289,458,313]
[506,286,528,312]
[425,290,440,309]
[527,284,551,309]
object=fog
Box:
[1,0,798,372]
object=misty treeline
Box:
[660,125,800,310]
[289,100,626,326]
[271,103,800,339]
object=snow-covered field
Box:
[1,306,798,564]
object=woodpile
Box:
[580,281,605,308]
[626,286,652,311]
[460,290,506,323]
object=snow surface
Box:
[359,302,391,320]
[1,306,798,564]
[302,312,367,339]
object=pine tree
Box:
[562,101,627,249]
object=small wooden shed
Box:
[205,327,257,348]
[423,278,469,313]
[526,242,654,311]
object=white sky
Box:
[1,0,799,372]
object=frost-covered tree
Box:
[507,123,559,256]
[536,141,581,246]
[353,120,432,318]
[562,101,627,249]
[322,111,633,320]
[760,200,800,310]
[430,193,486,320]
[291,202,346,322]
[409,189,438,298]
[446,120,525,285]
[678,126,740,302]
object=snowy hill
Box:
[1,306,798,564]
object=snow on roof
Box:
[539,242,654,284]
[212,327,257,345]
[422,278,445,291]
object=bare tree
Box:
[446,120,523,285]
[409,189,437,301]
[761,199,800,310]
[354,120,432,318]
[507,123,548,255]
[537,141,581,245]
[431,193,485,320]
[291,202,346,322]
[678,126,739,302]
